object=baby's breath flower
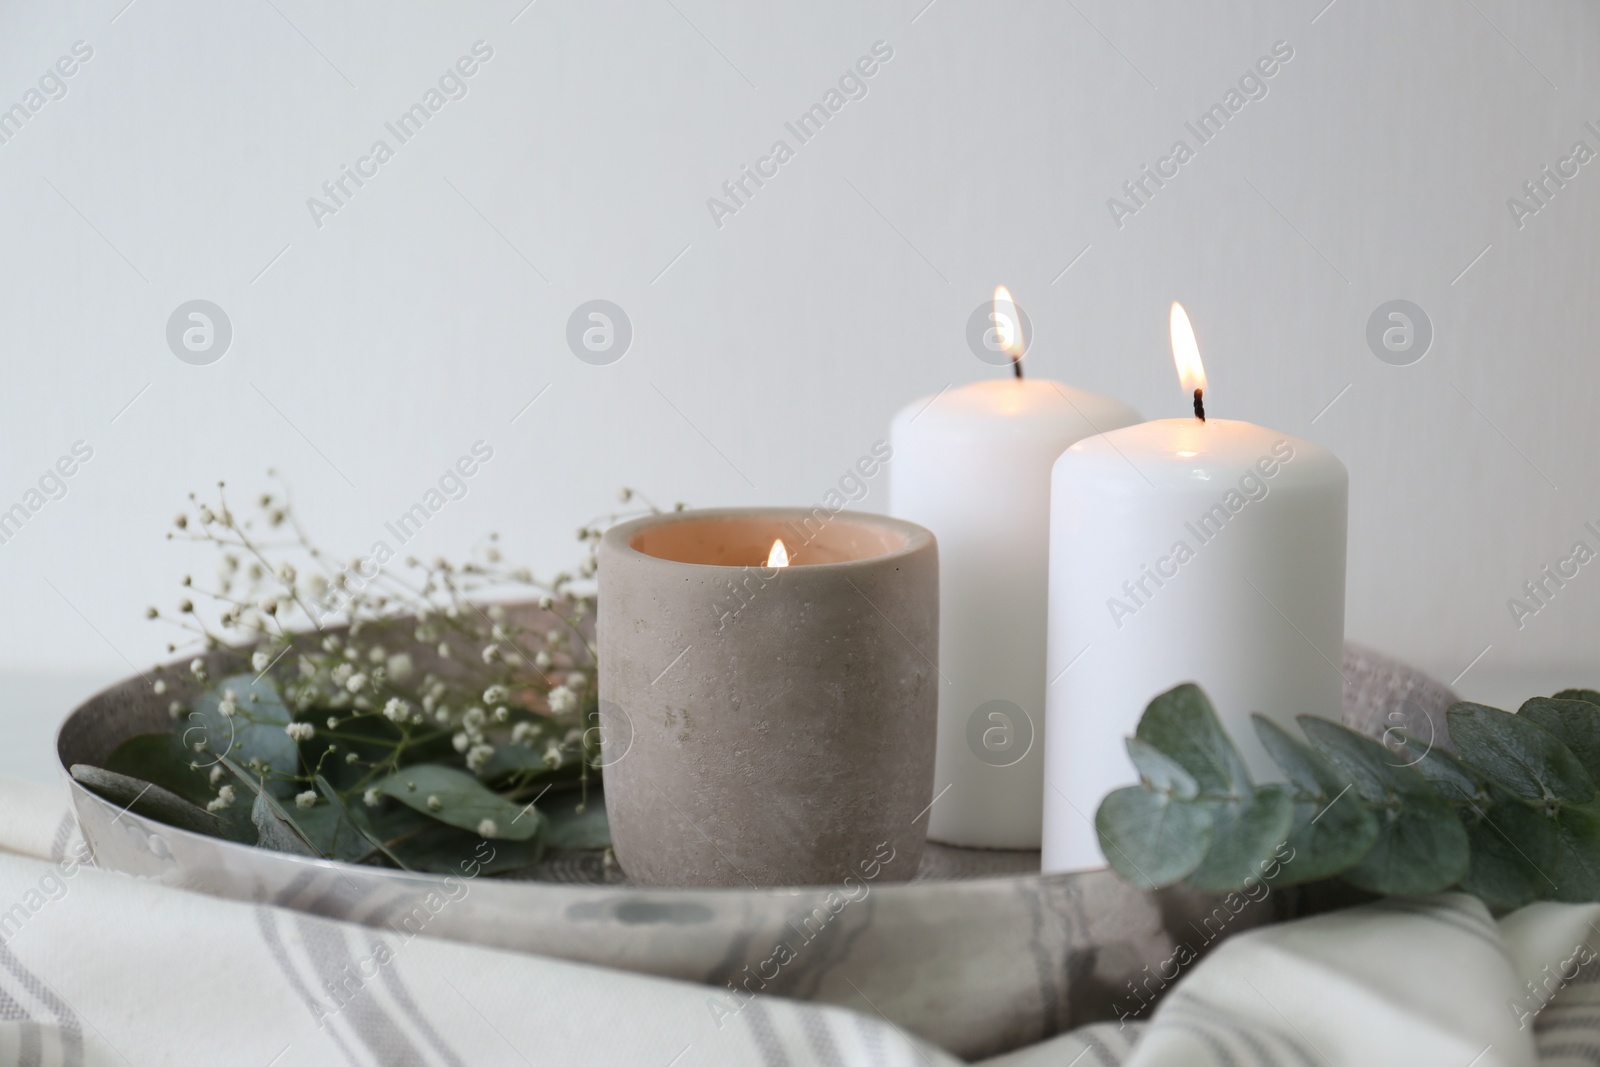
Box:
[426,795,443,811]
[463,707,486,728]
[452,732,470,753]
[190,658,207,681]
[295,791,317,810]
[168,701,184,719]
[534,650,553,671]
[252,650,272,672]
[548,686,578,716]
[346,672,368,694]
[217,696,237,718]
[542,743,563,768]
[345,751,359,763]
[477,818,498,839]
[466,743,494,771]
[206,785,236,812]
[276,563,296,584]
[481,644,501,664]
[326,717,339,729]
[493,706,509,723]
[511,722,536,745]
[363,788,381,807]
[437,642,452,660]
[567,672,587,691]
[483,684,509,705]
[209,765,224,785]
[153,679,168,696]
[383,698,409,723]
[285,722,315,742]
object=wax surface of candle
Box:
[891,378,1142,849]
[1041,417,1347,872]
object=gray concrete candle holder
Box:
[598,507,939,888]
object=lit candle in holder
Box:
[1041,303,1348,872]
[598,508,939,887]
[890,287,1142,849]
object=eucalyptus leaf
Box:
[1554,689,1600,707]
[1185,785,1295,893]
[1459,794,1558,911]
[1095,785,1212,889]
[542,789,611,850]
[1134,683,1252,796]
[1518,698,1600,785]
[250,788,320,857]
[179,674,298,798]
[1448,702,1594,805]
[104,733,214,806]
[70,764,225,839]
[1253,717,1380,887]
[1546,801,1600,903]
[1126,737,1200,800]
[1406,738,1487,804]
[316,776,408,868]
[375,765,542,841]
[1298,716,1435,802]
[1339,793,1470,896]
[386,822,546,876]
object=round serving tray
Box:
[58,641,1454,1059]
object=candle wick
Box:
[1012,354,1024,380]
[1193,388,1205,422]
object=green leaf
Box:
[1252,717,1380,887]
[1298,716,1436,802]
[1134,684,1252,796]
[1095,786,1212,889]
[178,674,298,798]
[1554,689,1600,707]
[1518,698,1600,784]
[250,787,320,857]
[386,822,545,876]
[542,789,611,850]
[374,765,542,842]
[1185,785,1295,893]
[1407,740,1487,804]
[1126,737,1199,800]
[70,764,226,839]
[1547,802,1600,903]
[1448,702,1594,804]
[1339,797,1470,896]
[1459,794,1558,911]
[104,733,214,807]
[315,776,408,868]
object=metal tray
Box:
[58,641,1453,1059]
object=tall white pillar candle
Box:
[1041,307,1347,872]
[891,378,1141,848]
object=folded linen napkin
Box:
[3,774,1597,1067]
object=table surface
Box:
[4,662,1592,786]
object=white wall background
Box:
[0,0,1596,692]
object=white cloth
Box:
[1,774,1595,1067]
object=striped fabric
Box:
[4,774,1600,1067]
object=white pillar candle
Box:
[891,377,1141,848]
[1041,305,1347,872]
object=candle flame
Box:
[766,539,789,568]
[993,285,1025,361]
[1170,302,1206,398]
